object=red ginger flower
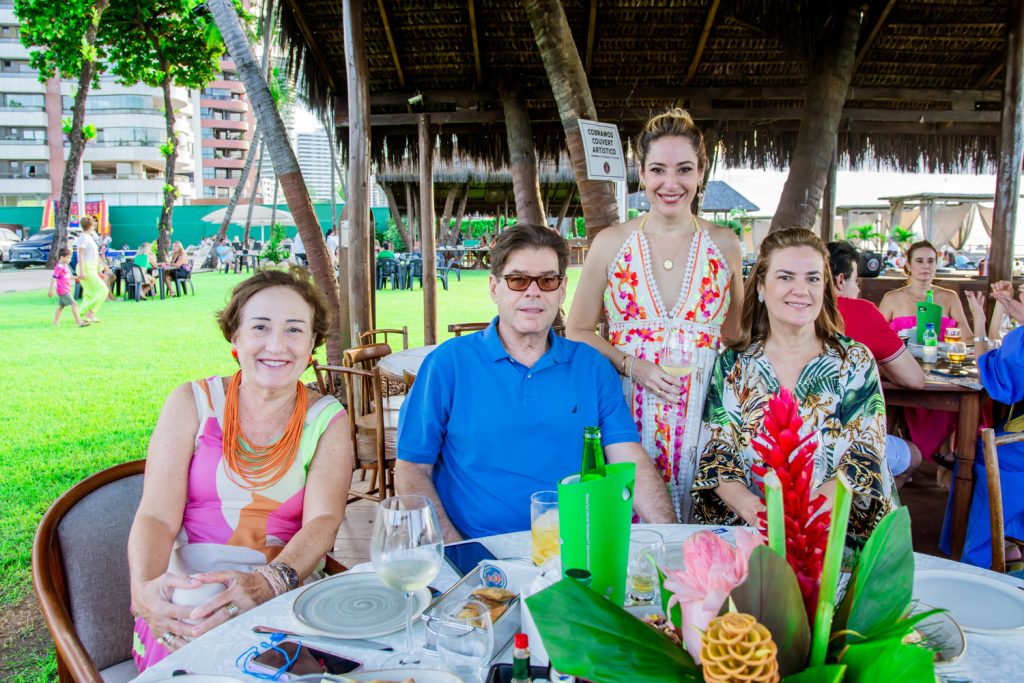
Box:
[750,388,829,624]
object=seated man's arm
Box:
[394,460,463,543]
[879,349,926,389]
[604,442,677,523]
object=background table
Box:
[135,524,1024,682]
[378,345,437,381]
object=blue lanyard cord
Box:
[235,633,300,681]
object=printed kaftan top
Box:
[603,227,731,521]
[691,338,894,543]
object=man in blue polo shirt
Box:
[396,223,676,542]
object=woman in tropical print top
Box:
[691,228,893,543]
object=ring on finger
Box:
[225,601,239,618]
[159,631,175,646]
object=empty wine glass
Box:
[427,600,494,683]
[371,495,444,667]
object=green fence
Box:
[0,203,390,247]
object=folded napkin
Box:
[518,557,561,667]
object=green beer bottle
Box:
[580,426,606,481]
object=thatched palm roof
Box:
[278,0,1010,173]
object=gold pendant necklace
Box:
[642,215,698,271]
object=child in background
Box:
[49,248,88,327]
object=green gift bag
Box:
[557,462,636,605]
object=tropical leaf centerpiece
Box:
[527,389,937,682]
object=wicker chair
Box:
[33,460,146,683]
[359,326,409,351]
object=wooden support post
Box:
[342,0,371,346]
[990,0,1024,289]
[821,145,838,241]
[420,114,438,345]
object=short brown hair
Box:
[635,108,708,172]
[489,223,569,276]
[217,267,333,348]
[80,215,95,231]
[733,228,845,357]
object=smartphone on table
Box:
[250,639,361,680]
[444,541,497,577]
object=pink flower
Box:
[662,529,765,662]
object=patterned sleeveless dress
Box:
[133,376,343,672]
[603,225,731,521]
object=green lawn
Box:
[0,265,581,680]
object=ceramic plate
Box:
[293,572,431,638]
[343,668,464,682]
[909,601,966,666]
[913,569,1024,634]
[151,676,242,682]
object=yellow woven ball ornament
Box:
[700,612,780,683]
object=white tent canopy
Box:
[200,205,295,226]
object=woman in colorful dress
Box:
[128,268,352,672]
[692,228,893,544]
[74,215,109,322]
[567,108,743,521]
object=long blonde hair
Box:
[732,228,845,357]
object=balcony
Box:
[206,158,245,169]
[200,97,247,113]
[0,177,50,193]
[202,138,247,150]
[0,142,48,158]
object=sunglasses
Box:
[501,274,564,292]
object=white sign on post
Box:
[578,119,626,181]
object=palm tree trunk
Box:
[500,81,545,225]
[437,185,458,243]
[207,0,342,363]
[216,126,263,241]
[523,0,618,241]
[243,140,266,244]
[383,183,410,249]
[157,71,176,262]
[49,0,110,268]
[769,3,860,232]
[449,186,469,244]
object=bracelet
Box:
[619,353,629,375]
[269,561,300,591]
[254,565,287,597]
[628,355,637,382]
[973,336,989,343]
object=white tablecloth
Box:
[134,524,1024,682]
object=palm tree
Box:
[523,0,619,240]
[769,3,860,232]
[206,0,343,363]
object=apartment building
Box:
[0,1,196,208]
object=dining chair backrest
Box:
[33,460,146,683]
[448,322,489,337]
[342,343,392,416]
[359,327,409,350]
[981,428,1024,573]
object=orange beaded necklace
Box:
[221,370,308,489]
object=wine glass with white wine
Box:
[660,327,695,391]
[371,495,444,666]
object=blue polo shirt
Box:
[397,317,639,539]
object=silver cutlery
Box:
[252,625,394,651]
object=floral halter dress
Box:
[603,220,731,520]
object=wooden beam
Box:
[420,114,438,344]
[336,106,1001,128]
[975,60,1006,89]
[375,0,405,88]
[282,0,340,95]
[467,0,483,85]
[989,0,1024,289]
[684,0,720,87]
[341,0,371,342]
[853,0,898,72]
[355,85,1003,108]
[584,0,598,76]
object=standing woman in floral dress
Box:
[567,108,744,521]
